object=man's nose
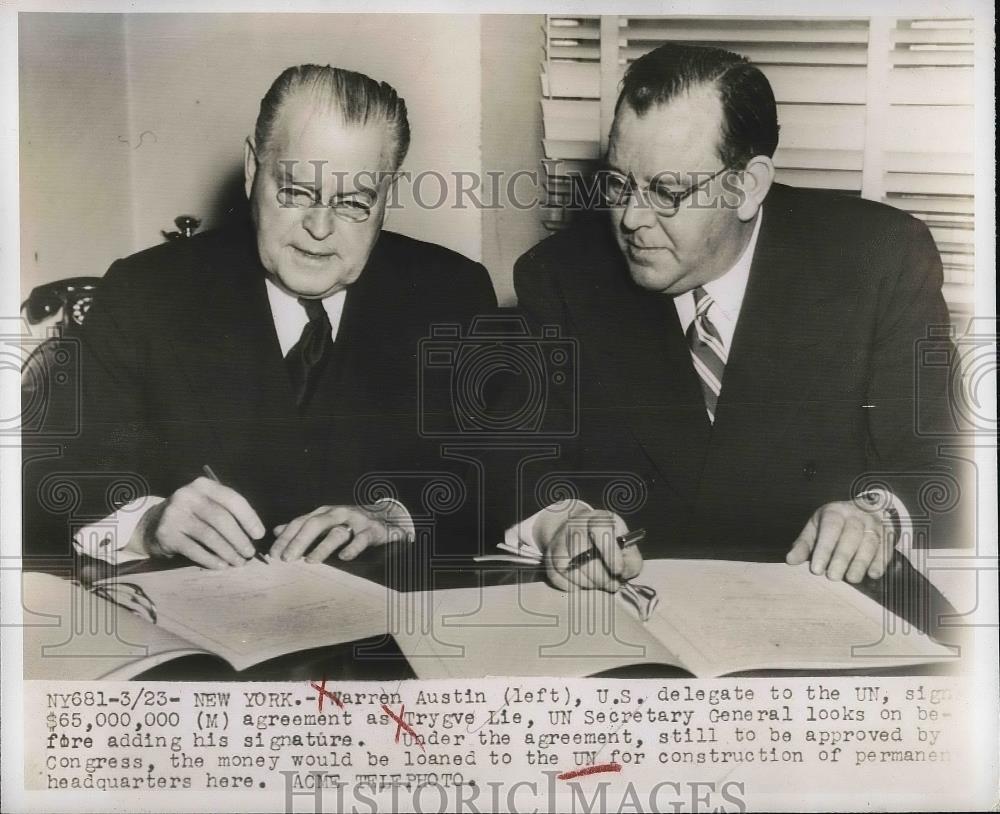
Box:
[301,205,337,241]
[619,190,657,232]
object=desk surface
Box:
[22,545,969,682]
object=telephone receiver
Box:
[22,277,102,326]
[22,217,201,328]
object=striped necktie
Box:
[685,286,727,423]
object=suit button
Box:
[802,460,817,480]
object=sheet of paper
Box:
[20,572,202,680]
[638,560,960,677]
[107,560,391,671]
[393,561,958,679]
[391,574,679,679]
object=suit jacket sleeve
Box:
[23,259,158,558]
[863,216,969,545]
[393,258,499,558]
[507,249,607,529]
[514,249,564,330]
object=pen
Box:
[201,465,269,565]
[566,528,646,571]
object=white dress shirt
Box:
[73,280,410,563]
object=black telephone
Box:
[22,216,201,328]
[21,277,102,327]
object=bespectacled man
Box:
[24,65,497,568]
[507,43,967,591]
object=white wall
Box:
[20,13,484,291]
[480,14,546,306]
[121,13,482,266]
[19,13,134,293]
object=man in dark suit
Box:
[510,44,965,592]
[24,65,496,568]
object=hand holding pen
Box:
[130,466,268,570]
[565,527,657,621]
[567,528,646,571]
[201,466,269,565]
[543,508,643,594]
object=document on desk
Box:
[98,560,390,671]
[21,572,205,681]
[392,560,959,679]
[391,574,679,678]
[637,560,959,676]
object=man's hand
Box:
[786,500,894,582]
[270,503,412,563]
[131,477,266,569]
[543,506,642,592]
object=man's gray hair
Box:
[254,64,410,169]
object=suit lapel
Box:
[563,188,849,511]
[563,232,712,505]
[174,228,401,424]
[170,226,300,429]
[697,187,847,504]
[322,234,402,400]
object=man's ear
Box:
[244,137,259,199]
[381,170,406,222]
[736,155,775,222]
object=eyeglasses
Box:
[600,166,731,215]
[275,186,375,223]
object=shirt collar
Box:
[264,277,347,356]
[700,206,764,324]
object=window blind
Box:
[540,16,603,231]
[883,17,975,320]
[623,16,870,195]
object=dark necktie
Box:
[685,286,727,424]
[285,297,333,409]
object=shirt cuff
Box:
[72,496,164,564]
[500,498,594,559]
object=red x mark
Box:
[310,678,345,711]
[381,703,424,751]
